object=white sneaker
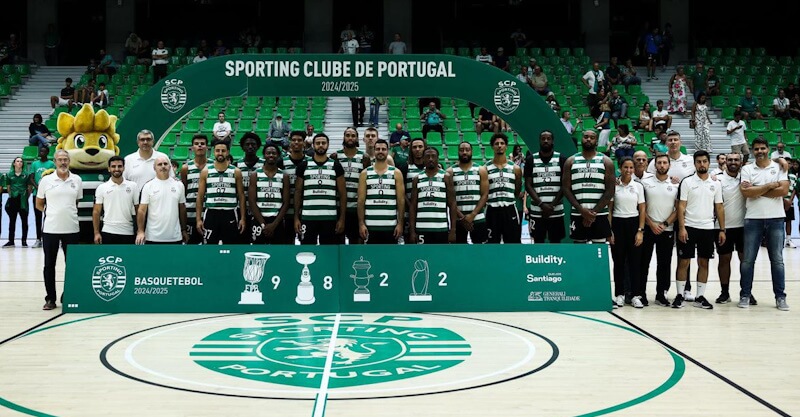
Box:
[683,291,695,302]
[632,296,644,308]
[614,295,625,308]
[786,237,797,248]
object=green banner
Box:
[64,244,610,313]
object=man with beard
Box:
[358,139,405,244]
[714,152,749,304]
[36,150,83,310]
[196,139,247,244]
[92,156,139,244]
[632,150,654,182]
[525,131,568,243]
[399,138,427,240]
[281,131,312,244]
[739,137,790,311]
[640,154,678,306]
[448,142,489,244]
[124,129,171,195]
[236,133,264,243]
[136,156,188,245]
[294,133,347,245]
[249,143,289,244]
[563,130,616,243]
[180,134,209,244]
[331,127,371,244]
[363,127,394,165]
[710,153,726,176]
[674,150,725,309]
[409,147,456,244]
[485,133,523,243]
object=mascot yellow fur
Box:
[56,104,120,169]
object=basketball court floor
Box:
[0,243,797,417]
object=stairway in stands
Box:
[323,97,390,149]
[0,66,85,167]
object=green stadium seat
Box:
[247,47,259,54]
[443,47,456,55]
[308,117,324,128]
[446,145,459,161]
[230,147,245,159]
[768,118,786,131]
[785,118,800,134]
[184,119,201,132]
[276,47,288,54]
[242,106,258,118]
[261,47,273,54]
[762,131,779,145]
[443,118,457,130]
[238,118,255,131]
[172,146,190,161]
[722,106,735,120]
[388,107,404,119]
[242,96,260,107]
[232,47,244,54]
[0,83,11,97]
[177,134,194,146]
[255,119,270,131]
[696,47,708,58]
[162,132,179,146]
[426,132,442,144]
[22,146,39,161]
[456,106,473,120]
[462,132,479,145]
[444,132,460,145]
[15,64,30,76]
[188,107,205,120]
[749,120,768,132]
[711,95,726,108]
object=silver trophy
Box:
[295,252,316,305]
[239,252,269,305]
[409,259,432,301]
[351,256,373,302]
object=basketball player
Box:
[409,147,456,244]
[358,139,405,244]
[281,131,311,244]
[485,133,523,243]
[136,156,188,245]
[331,127,371,244]
[92,156,139,244]
[363,126,395,165]
[399,137,427,239]
[196,139,247,244]
[237,132,264,243]
[180,134,208,244]
[249,143,289,244]
[448,142,489,244]
[525,130,568,243]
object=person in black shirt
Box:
[29,114,55,148]
[49,78,74,111]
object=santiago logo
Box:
[190,321,471,388]
[160,79,187,113]
[494,80,521,115]
[92,256,127,302]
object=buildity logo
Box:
[493,80,521,115]
[92,256,127,302]
[160,79,187,113]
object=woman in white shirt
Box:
[611,124,638,160]
[608,157,647,308]
[638,103,653,131]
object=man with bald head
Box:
[632,150,653,182]
[136,155,188,245]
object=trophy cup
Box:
[409,259,432,301]
[350,256,373,302]
[239,252,269,305]
[295,252,316,305]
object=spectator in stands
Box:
[531,65,550,96]
[91,82,110,108]
[86,58,98,75]
[152,41,169,84]
[608,89,628,126]
[511,144,525,167]
[387,33,407,54]
[494,47,509,72]
[605,57,622,87]
[661,23,674,71]
[213,40,227,57]
[359,25,374,53]
[786,82,800,103]
[737,87,763,120]
[417,97,441,116]
[476,107,499,135]
[392,137,410,165]
[611,124,637,160]
[3,157,31,248]
[652,100,672,130]
[545,94,560,114]
[644,27,661,80]
[705,67,720,97]
[137,40,151,66]
[193,50,207,64]
[638,103,653,131]
[789,93,800,119]
[369,96,385,127]
[622,58,641,87]
[305,124,319,142]
[198,39,210,56]
[475,47,493,65]
[773,89,791,123]
[267,113,291,147]
[340,32,359,55]
[691,92,713,153]
[771,142,792,160]
[50,77,74,112]
[29,114,55,148]
[510,28,528,50]
[44,24,60,66]
[517,66,534,88]
[213,112,232,140]
[350,97,366,126]
[97,49,116,75]
[340,24,356,42]
[74,79,95,105]
[727,110,749,163]
[560,110,580,135]
[667,65,689,114]
[594,103,612,151]
[125,32,142,58]
[582,61,605,109]
[652,130,668,154]
[389,123,409,148]
[526,57,537,74]
[420,101,445,139]
[690,62,705,101]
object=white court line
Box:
[312,313,341,417]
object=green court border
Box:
[0,312,684,417]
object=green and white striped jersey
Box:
[528,152,564,218]
[364,165,399,231]
[486,162,517,208]
[299,158,342,221]
[281,154,311,216]
[184,159,209,220]
[205,165,238,210]
[451,164,486,223]
[570,153,608,215]
[336,149,367,212]
[254,169,284,218]
[415,169,449,232]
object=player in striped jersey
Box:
[294,133,347,245]
[485,133,523,243]
[249,143,289,244]
[179,134,208,244]
[331,127,371,243]
[236,133,264,243]
[447,142,488,244]
[410,147,456,244]
[196,139,246,244]
[358,139,405,244]
[363,127,395,165]
[281,131,311,244]
[562,129,616,243]
[524,130,568,243]
[399,137,427,239]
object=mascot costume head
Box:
[56,104,120,169]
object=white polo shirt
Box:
[213,121,232,138]
[123,150,171,194]
[727,120,747,146]
[152,48,169,65]
[140,177,186,242]
[613,179,645,218]
[37,172,83,234]
[342,39,359,54]
[95,179,140,235]
[679,174,723,230]
[740,161,789,219]
[641,175,679,231]
[771,150,791,160]
[717,173,744,229]
[652,109,669,126]
[647,153,695,181]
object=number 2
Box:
[438,272,448,286]
[380,272,389,286]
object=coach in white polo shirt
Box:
[739,137,790,311]
[93,155,139,245]
[714,152,748,305]
[674,150,725,310]
[647,130,694,184]
[35,150,83,311]
[124,129,171,195]
[136,156,188,245]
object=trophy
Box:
[295,252,316,305]
[409,259,432,301]
[350,256,373,302]
[239,252,269,305]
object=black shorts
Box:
[415,231,449,244]
[185,219,204,244]
[253,216,285,244]
[529,215,566,243]
[786,206,795,221]
[344,211,361,243]
[647,52,660,61]
[101,232,135,245]
[203,209,240,244]
[283,217,297,245]
[677,227,716,259]
[300,219,339,245]
[486,205,521,243]
[715,227,744,255]
[366,230,398,244]
[455,220,488,244]
[569,213,612,242]
[242,214,256,244]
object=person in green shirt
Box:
[690,62,706,102]
[3,157,32,248]
[29,146,55,248]
[391,137,410,166]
